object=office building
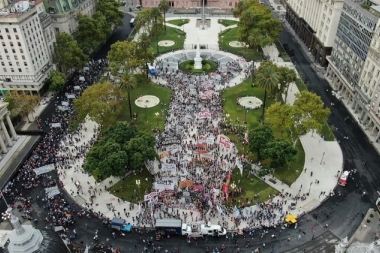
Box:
[43,0,97,35]
[285,0,344,66]
[142,0,239,9]
[0,0,56,94]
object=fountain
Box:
[194,38,202,70]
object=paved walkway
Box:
[54,17,343,231]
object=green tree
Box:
[102,121,137,144]
[48,71,66,91]
[75,14,108,54]
[261,139,297,168]
[119,71,137,121]
[73,81,118,124]
[125,133,157,170]
[52,32,87,75]
[233,0,281,49]
[266,91,331,146]
[4,91,40,122]
[139,32,155,76]
[248,125,274,160]
[150,7,162,55]
[96,0,123,29]
[255,62,279,123]
[159,0,170,33]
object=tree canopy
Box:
[248,125,274,160]
[52,32,87,75]
[4,91,40,121]
[96,0,123,29]
[84,122,157,177]
[260,139,297,168]
[73,81,118,124]
[233,0,282,49]
[266,91,331,145]
[158,0,170,33]
[47,70,66,91]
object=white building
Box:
[44,0,97,35]
[0,0,56,94]
[285,0,344,66]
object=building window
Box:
[10,42,13,47]
[11,68,14,72]
[0,62,4,66]
[5,28,9,33]
[14,56,18,60]
[18,68,22,72]
[17,42,21,47]
[15,35,19,40]
[16,62,19,66]
[8,62,12,66]
[0,35,3,40]
[3,68,6,73]
[4,49,7,53]
[13,28,17,33]
[20,49,23,53]
[22,55,25,60]
[24,62,27,66]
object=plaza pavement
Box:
[16,17,342,231]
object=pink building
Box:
[142,0,239,8]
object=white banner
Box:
[207,137,214,144]
[198,111,212,119]
[235,158,243,175]
[51,123,62,128]
[45,186,60,198]
[144,192,159,201]
[154,182,175,190]
[66,94,76,99]
[33,164,55,175]
[162,164,176,171]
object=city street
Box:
[1,8,380,253]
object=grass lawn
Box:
[219,28,263,61]
[229,168,279,206]
[222,80,306,185]
[109,168,153,203]
[218,19,238,27]
[150,26,185,56]
[103,76,172,133]
[221,79,275,147]
[273,140,305,185]
[167,19,190,26]
[178,60,218,74]
[274,40,291,62]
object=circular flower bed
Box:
[178,59,218,74]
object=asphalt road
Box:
[2,10,380,253]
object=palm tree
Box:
[119,71,137,121]
[255,64,279,123]
[139,32,150,77]
[158,0,170,34]
[150,7,162,55]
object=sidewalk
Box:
[56,17,343,232]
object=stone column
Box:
[0,135,7,154]
[5,113,17,140]
[0,120,12,146]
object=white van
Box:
[200,223,226,236]
[130,18,135,27]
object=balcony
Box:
[326,56,356,92]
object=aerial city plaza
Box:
[1,0,380,252]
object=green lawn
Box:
[178,60,218,74]
[274,40,291,62]
[218,19,238,27]
[222,80,306,185]
[109,168,153,203]
[150,26,186,56]
[273,140,305,185]
[219,28,263,61]
[102,76,172,133]
[222,79,274,142]
[229,168,279,206]
[167,19,190,26]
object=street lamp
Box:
[308,182,313,195]
[144,105,148,122]
[245,44,249,60]
[155,112,160,128]
[2,207,12,228]
[136,180,141,198]
[244,109,248,124]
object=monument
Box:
[194,38,202,70]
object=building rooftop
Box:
[0,0,43,21]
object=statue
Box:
[194,38,202,70]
